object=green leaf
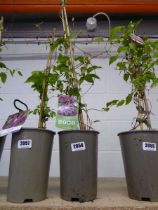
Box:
[18,71,23,76]
[117,62,126,70]
[57,80,63,92]
[8,69,15,77]
[50,38,64,52]
[89,74,100,80]
[0,72,7,83]
[123,73,129,81]
[109,55,118,65]
[154,51,158,58]
[26,71,42,83]
[106,100,119,107]
[79,77,84,85]
[25,71,45,92]
[103,107,109,112]
[68,87,80,98]
[57,54,69,64]
[103,99,119,112]
[84,74,99,83]
[75,56,85,64]
[117,46,129,53]
[110,26,124,40]
[59,66,70,73]
[0,62,6,68]
[117,100,125,107]
[50,111,56,118]
[154,59,158,65]
[49,73,58,86]
[87,65,101,73]
[84,75,94,83]
[125,94,133,105]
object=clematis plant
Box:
[26,1,101,130]
[54,0,101,130]
[104,20,158,130]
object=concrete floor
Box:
[1,177,158,210]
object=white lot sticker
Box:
[71,142,86,152]
[18,139,32,149]
[142,142,156,151]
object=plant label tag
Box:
[142,142,156,151]
[71,142,86,152]
[56,95,78,130]
[18,139,32,149]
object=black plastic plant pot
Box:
[58,130,99,202]
[7,128,55,203]
[118,130,158,201]
[0,136,6,160]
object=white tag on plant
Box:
[18,139,32,149]
[0,125,22,137]
[71,141,86,152]
[142,142,156,151]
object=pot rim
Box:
[19,127,56,135]
[58,129,99,134]
[118,129,158,136]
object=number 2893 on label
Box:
[142,142,156,151]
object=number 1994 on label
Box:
[71,141,86,152]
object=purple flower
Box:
[59,95,68,104]
[59,95,77,105]
[130,33,144,45]
[69,97,77,104]
[57,105,77,116]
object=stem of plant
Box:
[38,30,55,129]
[144,91,152,129]
[137,91,151,130]
[138,98,143,130]
[0,17,3,42]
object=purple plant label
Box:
[57,95,78,116]
[56,95,78,129]
[71,142,86,152]
[2,110,29,129]
[142,142,156,151]
[18,139,32,149]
